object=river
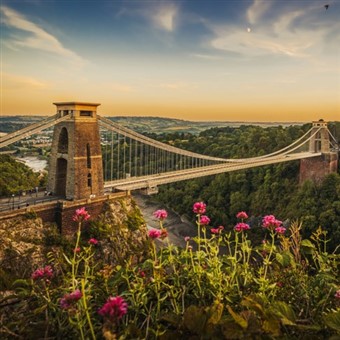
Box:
[16,156,47,173]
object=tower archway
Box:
[58,127,68,153]
[56,158,67,196]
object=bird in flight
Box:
[324,4,329,10]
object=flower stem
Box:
[81,279,96,340]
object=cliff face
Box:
[0,215,57,288]
[0,196,149,290]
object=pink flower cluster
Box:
[234,222,250,232]
[153,209,168,220]
[335,290,340,299]
[60,289,83,310]
[98,296,128,321]
[200,215,210,225]
[73,207,90,222]
[88,238,98,245]
[211,226,224,234]
[148,228,162,239]
[262,215,282,228]
[236,211,248,219]
[262,215,286,234]
[31,265,53,281]
[193,202,206,214]
[275,226,286,234]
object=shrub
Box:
[1,204,339,339]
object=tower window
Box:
[87,143,91,168]
[58,127,68,153]
[80,110,93,117]
[87,173,92,187]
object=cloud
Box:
[159,82,196,90]
[117,2,179,32]
[211,28,313,57]
[191,53,223,61]
[247,0,272,24]
[207,2,337,59]
[109,83,134,93]
[151,3,178,32]
[2,72,48,90]
[0,5,86,65]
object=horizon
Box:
[1,113,336,125]
[1,0,339,121]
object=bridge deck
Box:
[104,152,321,191]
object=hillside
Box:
[0,115,304,135]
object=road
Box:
[0,191,60,212]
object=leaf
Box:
[62,253,72,265]
[160,312,181,327]
[227,305,248,329]
[263,318,281,336]
[183,305,207,334]
[301,239,315,254]
[221,319,244,339]
[241,295,265,317]
[206,300,224,325]
[324,310,340,332]
[274,301,296,325]
[12,279,31,288]
[276,251,293,267]
[276,253,284,266]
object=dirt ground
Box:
[133,194,197,248]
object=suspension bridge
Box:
[0,102,338,200]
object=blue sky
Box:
[1,0,339,121]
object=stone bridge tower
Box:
[47,102,104,200]
[300,120,338,184]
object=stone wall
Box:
[300,152,338,185]
[0,192,128,235]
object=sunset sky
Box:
[1,0,339,121]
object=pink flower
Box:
[335,290,340,299]
[236,211,248,219]
[211,228,223,234]
[275,226,286,234]
[193,202,206,214]
[199,215,210,225]
[88,238,98,245]
[148,228,162,239]
[138,268,145,278]
[73,207,90,222]
[98,296,128,321]
[210,228,220,234]
[153,209,168,220]
[74,247,81,253]
[184,236,190,242]
[234,222,250,232]
[262,215,282,228]
[60,289,83,310]
[32,265,53,281]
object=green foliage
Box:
[0,155,40,196]
[1,204,339,339]
[152,124,340,251]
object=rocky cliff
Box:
[0,196,149,290]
